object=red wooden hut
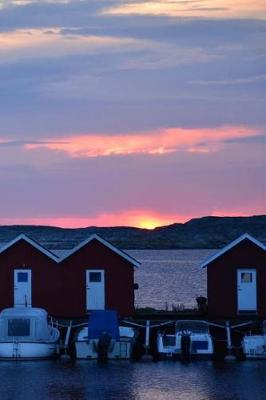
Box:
[201,233,266,318]
[0,234,140,318]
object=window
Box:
[241,272,253,283]
[17,272,28,282]
[89,272,102,282]
[8,319,30,336]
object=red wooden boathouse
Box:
[201,233,266,318]
[0,234,140,318]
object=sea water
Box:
[130,249,215,309]
[0,359,266,400]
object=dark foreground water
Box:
[1,358,266,400]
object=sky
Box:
[0,0,265,229]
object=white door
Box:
[14,270,32,307]
[86,270,105,310]
[237,269,257,311]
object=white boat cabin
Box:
[0,308,57,342]
[157,320,214,359]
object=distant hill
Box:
[0,215,265,250]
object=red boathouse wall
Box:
[0,238,136,318]
[59,239,135,318]
[207,239,266,318]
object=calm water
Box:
[1,249,265,400]
[129,249,216,309]
[1,359,266,400]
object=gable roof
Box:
[59,234,140,267]
[200,233,265,269]
[0,234,59,262]
[0,233,140,268]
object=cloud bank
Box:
[25,126,260,157]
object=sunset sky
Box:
[0,0,265,228]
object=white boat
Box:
[157,320,214,360]
[75,310,137,360]
[242,322,266,359]
[0,308,60,360]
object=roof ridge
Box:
[0,233,140,267]
[200,233,265,268]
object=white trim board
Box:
[200,233,265,269]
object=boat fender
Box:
[97,332,112,361]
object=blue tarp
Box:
[87,310,120,340]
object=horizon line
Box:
[0,214,264,231]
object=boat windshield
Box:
[8,319,30,337]
[176,321,209,334]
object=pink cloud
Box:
[25,125,259,158]
[102,0,266,19]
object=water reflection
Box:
[48,360,136,400]
[0,359,266,400]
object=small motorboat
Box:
[0,307,60,360]
[75,310,137,360]
[157,320,214,360]
[242,321,266,359]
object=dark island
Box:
[0,215,265,249]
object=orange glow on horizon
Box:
[132,214,183,229]
[0,211,188,229]
[0,209,263,229]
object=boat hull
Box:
[242,335,266,359]
[75,339,133,360]
[157,333,214,360]
[157,351,213,360]
[0,342,59,360]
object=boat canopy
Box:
[87,310,120,340]
[0,308,53,342]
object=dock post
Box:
[64,320,73,353]
[224,320,236,361]
[225,321,232,351]
[145,320,150,350]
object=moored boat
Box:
[157,320,214,360]
[242,321,266,359]
[75,310,137,360]
[0,307,60,360]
